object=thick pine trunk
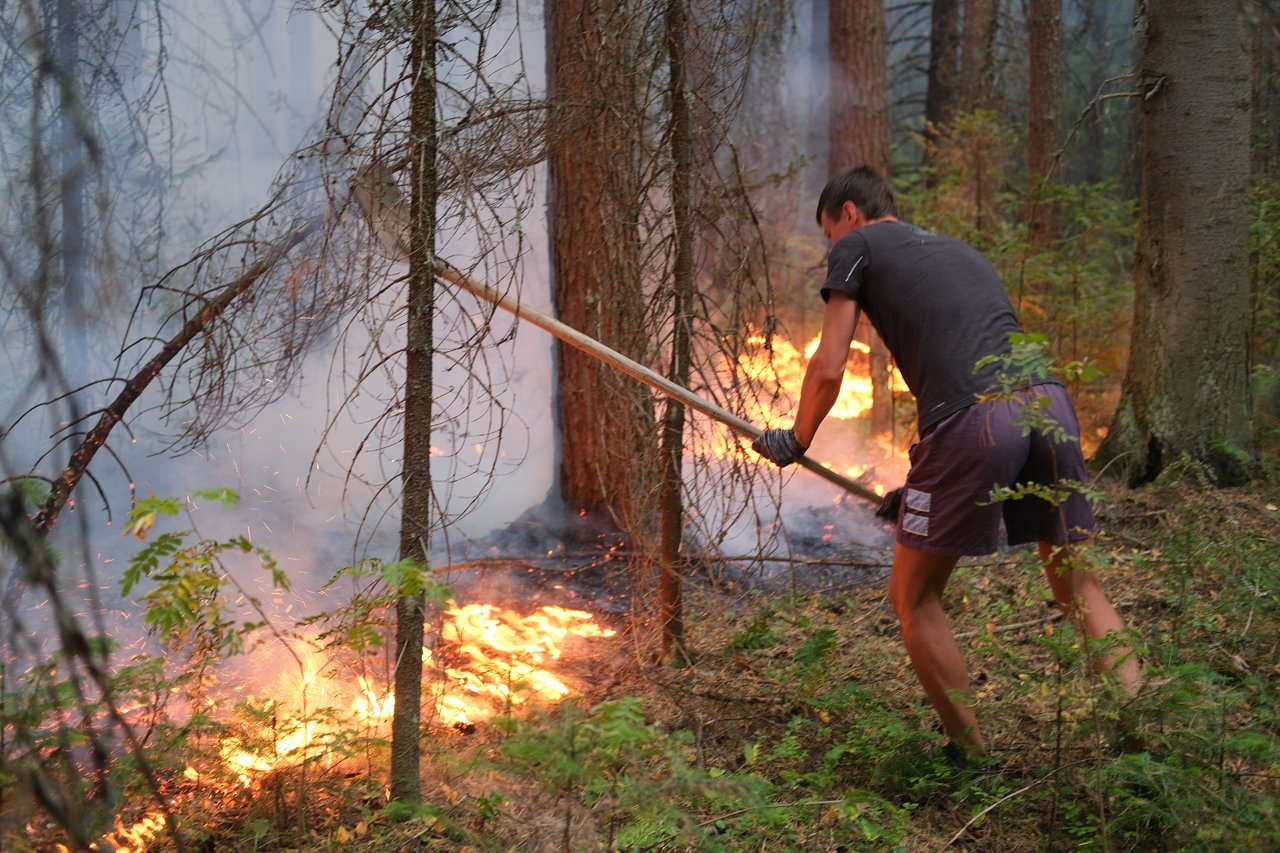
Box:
[829,0,894,438]
[829,0,889,172]
[390,0,436,805]
[1097,1,1255,485]
[547,0,654,532]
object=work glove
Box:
[875,486,904,521]
[751,428,806,468]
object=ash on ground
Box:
[693,493,896,595]
[436,491,897,616]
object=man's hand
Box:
[875,486,903,521]
[752,428,807,467]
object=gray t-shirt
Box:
[820,219,1030,433]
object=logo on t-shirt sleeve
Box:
[844,256,863,282]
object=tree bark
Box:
[546,0,654,532]
[1097,0,1256,485]
[829,0,893,438]
[390,0,437,805]
[925,0,962,135]
[1026,0,1063,245]
[829,0,890,173]
[659,0,692,667]
[960,0,999,114]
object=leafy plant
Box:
[121,490,288,659]
[499,696,761,850]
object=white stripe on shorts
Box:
[905,488,932,513]
[902,512,930,537]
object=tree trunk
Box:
[1077,0,1109,184]
[1251,0,1280,409]
[960,0,999,114]
[829,0,894,438]
[829,0,890,172]
[925,0,962,135]
[56,0,90,383]
[546,0,654,533]
[390,0,437,805]
[1026,0,1063,245]
[659,0,693,668]
[1097,0,1256,485]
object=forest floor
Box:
[457,476,1279,852]
[9,474,1280,852]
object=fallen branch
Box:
[946,759,1091,846]
[31,217,320,537]
[955,611,1063,641]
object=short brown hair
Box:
[816,166,899,224]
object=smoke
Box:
[3,0,909,660]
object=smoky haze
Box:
[2,1,899,663]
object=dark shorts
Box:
[897,383,1097,556]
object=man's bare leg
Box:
[1039,541,1141,697]
[888,542,984,753]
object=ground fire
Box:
[80,600,615,851]
[70,325,888,852]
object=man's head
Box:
[815,166,899,243]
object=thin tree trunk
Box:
[56,0,89,382]
[1026,0,1063,245]
[1098,0,1255,485]
[829,0,893,438]
[925,0,962,136]
[659,0,692,667]
[1079,0,1109,184]
[390,0,437,804]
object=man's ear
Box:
[842,200,860,225]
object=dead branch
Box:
[31,217,321,537]
[954,611,1064,641]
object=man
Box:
[752,166,1140,762]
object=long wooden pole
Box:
[434,261,882,505]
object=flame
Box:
[93,812,168,852]
[215,603,613,779]
[697,329,910,493]
[427,602,615,727]
[732,330,907,424]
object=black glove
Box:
[875,486,904,520]
[752,428,807,467]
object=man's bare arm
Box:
[793,291,859,447]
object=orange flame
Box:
[696,329,910,493]
[730,330,907,425]
[216,603,613,778]
[427,603,615,727]
[92,812,168,852]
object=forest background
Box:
[1,0,1278,851]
